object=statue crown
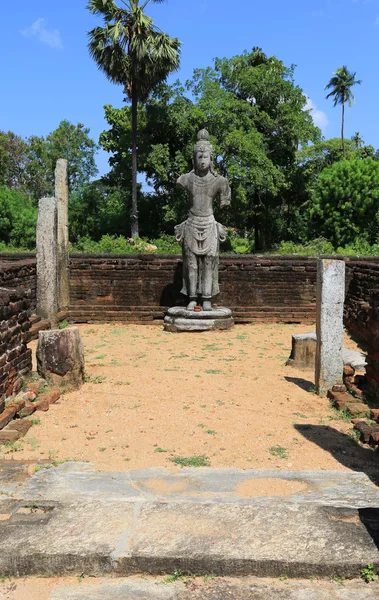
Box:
[194,129,212,154]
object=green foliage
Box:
[169,454,211,467]
[309,159,379,247]
[360,564,378,583]
[0,122,98,201]
[100,48,320,247]
[0,186,37,249]
[268,445,288,459]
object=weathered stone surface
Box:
[0,429,20,443]
[0,406,18,430]
[347,402,371,418]
[33,397,50,412]
[164,307,233,332]
[286,331,366,373]
[315,260,345,396]
[38,388,60,405]
[36,197,58,326]
[286,331,317,369]
[20,401,36,417]
[5,419,33,436]
[55,159,70,312]
[36,327,84,391]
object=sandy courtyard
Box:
[0,323,376,473]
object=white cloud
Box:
[305,98,329,134]
[21,18,63,50]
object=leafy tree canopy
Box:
[100,48,321,248]
[0,121,98,201]
[309,158,379,247]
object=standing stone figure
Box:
[175,129,231,311]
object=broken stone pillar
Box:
[315,259,345,396]
[286,331,317,369]
[36,327,85,392]
[36,197,58,327]
[55,159,69,312]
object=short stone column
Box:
[36,327,85,392]
[55,159,69,312]
[315,259,345,396]
[36,197,58,327]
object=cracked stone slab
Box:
[49,577,379,600]
[18,463,379,509]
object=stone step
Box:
[0,464,379,580]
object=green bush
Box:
[0,186,37,249]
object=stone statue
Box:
[175,129,231,311]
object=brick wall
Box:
[68,254,319,324]
[0,287,32,403]
[344,260,379,343]
[0,259,37,312]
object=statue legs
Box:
[185,253,215,311]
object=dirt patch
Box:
[141,477,200,495]
[235,477,308,498]
[0,323,375,474]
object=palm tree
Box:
[87,0,181,238]
[351,131,364,150]
[325,66,361,157]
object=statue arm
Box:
[219,177,231,208]
[176,173,188,190]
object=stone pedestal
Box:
[164,307,234,332]
[36,327,85,392]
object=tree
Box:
[0,132,30,191]
[0,186,37,249]
[87,0,181,238]
[325,66,361,156]
[309,158,379,247]
[100,49,320,249]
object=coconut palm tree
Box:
[87,0,181,238]
[325,66,361,157]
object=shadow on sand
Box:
[284,376,315,392]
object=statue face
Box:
[195,150,211,174]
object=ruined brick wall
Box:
[0,259,37,312]
[0,287,32,403]
[68,254,318,323]
[344,260,379,344]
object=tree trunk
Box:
[130,80,139,239]
[341,103,345,157]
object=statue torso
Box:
[177,171,225,217]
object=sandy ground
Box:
[1,575,379,600]
[0,322,375,473]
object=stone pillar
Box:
[36,197,58,327]
[55,159,69,312]
[315,259,345,396]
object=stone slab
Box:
[0,464,378,578]
[315,259,345,396]
[36,197,58,326]
[18,463,379,508]
[49,577,379,600]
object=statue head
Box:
[193,129,213,175]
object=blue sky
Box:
[1,0,379,177]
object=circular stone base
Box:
[164,306,234,332]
